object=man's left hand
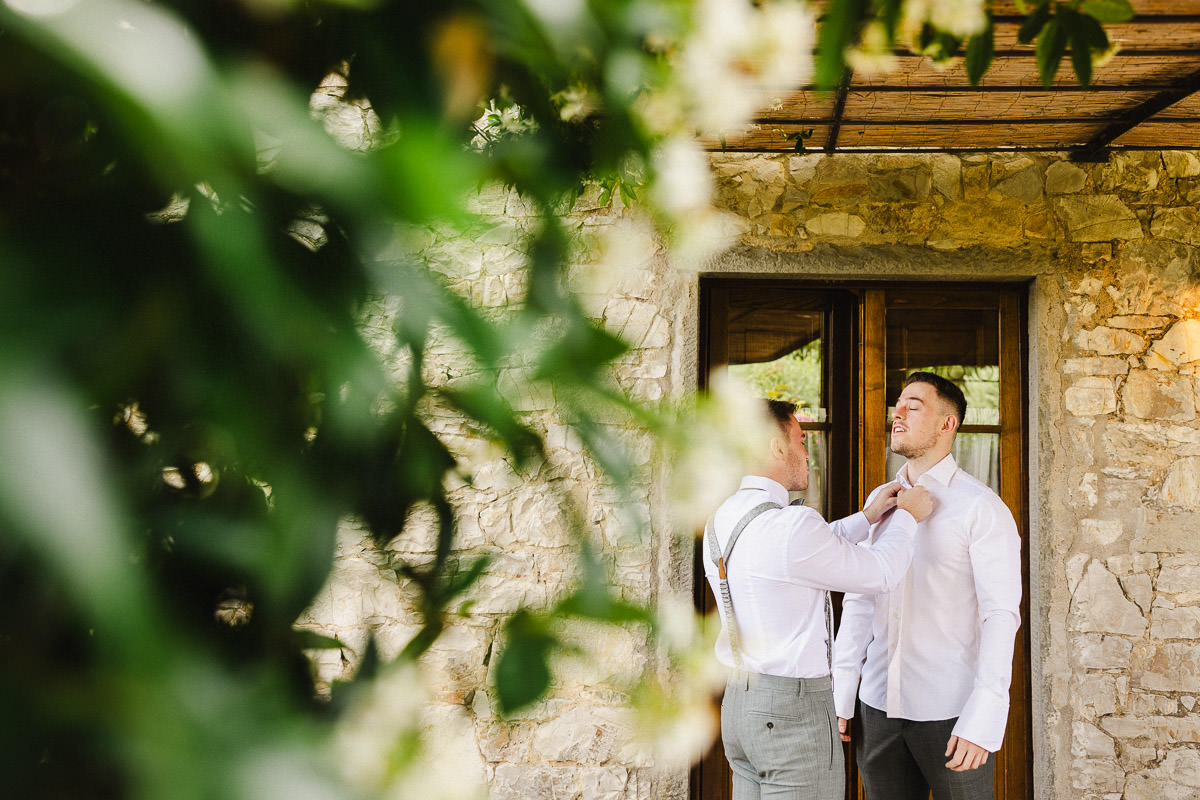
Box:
[944,735,989,771]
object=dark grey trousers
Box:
[721,672,843,800]
[856,702,995,800]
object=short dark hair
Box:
[903,371,967,426]
[763,398,797,434]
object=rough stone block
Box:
[1158,562,1200,594]
[1123,370,1196,421]
[581,767,631,800]
[1109,315,1172,330]
[1081,518,1124,546]
[930,155,962,199]
[1150,605,1200,639]
[1069,757,1126,793]
[1147,319,1200,370]
[1134,510,1200,552]
[531,706,627,763]
[1054,196,1143,242]
[995,166,1043,202]
[1046,161,1088,194]
[1162,456,1200,509]
[1164,151,1200,177]
[1071,634,1132,670]
[1131,642,1200,692]
[1119,572,1153,613]
[1100,711,1200,741]
[1151,207,1200,246]
[1075,326,1147,356]
[1072,721,1116,758]
[805,212,866,238]
[1065,377,1117,417]
[1069,560,1147,636]
[1072,673,1119,718]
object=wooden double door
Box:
[692,280,1031,800]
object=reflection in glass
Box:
[727,326,828,515]
[884,307,1002,493]
[800,429,827,517]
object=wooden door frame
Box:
[692,279,1031,800]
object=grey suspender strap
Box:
[706,501,780,670]
[707,500,837,679]
[798,499,836,682]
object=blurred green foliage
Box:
[728,339,822,411]
[0,0,1122,797]
[0,0,670,795]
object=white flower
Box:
[552,84,599,122]
[901,0,986,41]
[668,206,748,272]
[650,137,713,216]
[666,368,773,530]
[574,215,659,309]
[677,0,815,135]
[929,0,987,38]
[847,21,899,75]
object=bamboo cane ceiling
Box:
[702,0,1200,158]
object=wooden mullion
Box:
[997,289,1031,800]
[861,290,888,499]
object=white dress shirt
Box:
[832,454,1022,752]
[703,476,917,679]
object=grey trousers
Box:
[856,702,995,800]
[720,672,843,800]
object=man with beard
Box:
[704,398,932,800]
[833,372,1021,800]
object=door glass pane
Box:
[884,308,1001,493]
[725,315,828,515]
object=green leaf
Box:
[966,16,995,86]
[1078,13,1111,51]
[1082,0,1135,23]
[1035,18,1068,87]
[494,609,558,715]
[1018,3,1052,44]
[815,0,866,89]
[1067,14,1094,87]
[293,630,348,650]
[878,0,904,40]
[440,383,544,466]
[618,181,637,207]
[440,554,493,603]
[533,316,629,382]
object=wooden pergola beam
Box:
[1072,65,1200,161]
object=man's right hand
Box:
[897,486,933,522]
[863,482,902,524]
[838,717,851,743]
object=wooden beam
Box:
[1072,65,1200,160]
[824,71,852,153]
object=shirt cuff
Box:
[951,687,1010,752]
[833,670,860,718]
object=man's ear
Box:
[942,415,960,434]
[769,433,787,461]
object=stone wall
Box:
[300,145,1200,799]
[700,149,1200,800]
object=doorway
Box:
[692,280,1030,800]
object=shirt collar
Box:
[739,475,790,506]
[897,453,959,487]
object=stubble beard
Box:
[890,429,939,461]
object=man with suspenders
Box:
[703,399,932,800]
